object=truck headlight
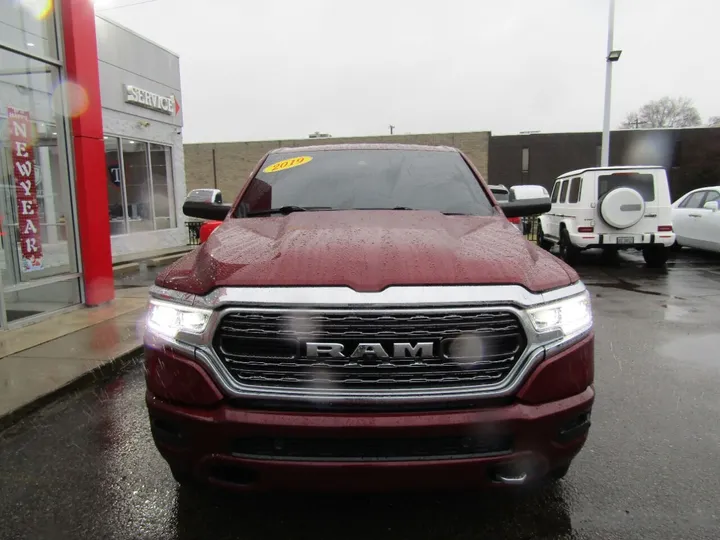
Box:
[527,291,592,337]
[147,299,211,338]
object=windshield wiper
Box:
[245,206,332,217]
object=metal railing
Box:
[186,221,202,246]
[522,216,541,243]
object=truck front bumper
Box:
[145,335,595,493]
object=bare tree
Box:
[709,116,720,127]
[620,96,702,129]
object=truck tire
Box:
[643,245,669,268]
[558,229,579,264]
[598,188,645,229]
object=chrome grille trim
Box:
[148,282,591,403]
[213,309,526,390]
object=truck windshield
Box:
[238,149,495,216]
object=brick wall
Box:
[184,131,491,198]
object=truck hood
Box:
[158,211,577,295]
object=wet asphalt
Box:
[2,247,720,539]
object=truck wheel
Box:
[558,229,579,264]
[536,224,552,250]
[643,246,669,268]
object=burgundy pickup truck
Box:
[145,144,594,492]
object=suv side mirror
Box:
[499,185,551,218]
[183,189,231,221]
[703,200,719,212]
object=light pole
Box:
[600,0,622,167]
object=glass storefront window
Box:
[0,0,60,59]
[105,137,126,236]
[105,138,176,235]
[0,41,81,325]
[121,139,153,233]
[150,143,175,230]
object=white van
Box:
[537,166,676,267]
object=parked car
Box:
[537,166,676,267]
[185,189,225,244]
[145,144,594,493]
[671,186,720,253]
[509,185,550,235]
[488,184,510,202]
[488,184,521,231]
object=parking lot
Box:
[1,248,719,540]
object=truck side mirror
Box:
[183,189,231,221]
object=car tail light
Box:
[508,217,521,224]
[577,226,594,233]
[145,346,224,406]
[657,225,673,232]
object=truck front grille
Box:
[214,309,526,391]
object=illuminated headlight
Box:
[147,299,211,338]
[527,291,593,337]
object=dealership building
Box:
[0,0,186,327]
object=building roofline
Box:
[271,143,457,153]
[95,14,180,58]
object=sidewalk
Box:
[0,287,149,430]
[0,248,195,429]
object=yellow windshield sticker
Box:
[263,156,313,173]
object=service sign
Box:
[124,84,179,115]
[8,107,44,272]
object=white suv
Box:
[537,166,676,267]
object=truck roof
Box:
[558,165,664,178]
[271,143,458,154]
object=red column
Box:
[60,0,114,305]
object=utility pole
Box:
[389,124,395,135]
[629,115,646,129]
[600,0,617,167]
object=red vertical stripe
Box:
[60,0,114,305]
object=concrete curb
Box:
[113,262,141,278]
[112,253,187,278]
[0,346,144,433]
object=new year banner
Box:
[8,107,44,272]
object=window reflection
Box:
[105,137,126,236]
[121,139,153,233]
[0,0,60,59]
[150,144,175,230]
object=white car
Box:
[538,166,676,267]
[671,186,720,253]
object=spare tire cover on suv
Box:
[598,187,645,229]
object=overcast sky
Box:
[96,0,718,144]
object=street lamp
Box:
[600,0,620,167]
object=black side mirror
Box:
[183,189,231,221]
